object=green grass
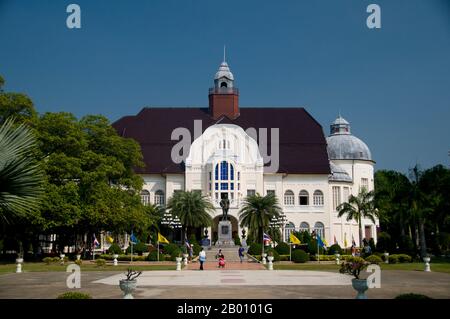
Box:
[0,262,178,274]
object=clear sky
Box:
[1,0,449,173]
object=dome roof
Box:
[214,61,234,80]
[327,134,372,161]
[329,162,352,182]
[327,116,372,161]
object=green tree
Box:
[166,191,214,241]
[239,193,282,248]
[0,76,37,125]
[337,188,379,247]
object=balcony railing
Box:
[208,87,239,95]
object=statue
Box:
[220,197,230,221]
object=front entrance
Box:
[212,215,239,245]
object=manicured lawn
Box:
[0,262,178,274]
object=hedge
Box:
[107,243,123,255]
[275,242,290,255]
[146,250,165,261]
[291,250,309,263]
[365,255,383,264]
[57,292,92,299]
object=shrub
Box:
[95,259,106,267]
[170,249,182,261]
[395,254,412,263]
[57,292,92,299]
[328,244,342,255]
[308,239,325,255]
[388,255,399,264]
[162,243,179,255]
[309,255,335,261]
[365,255,383,264]
[275,242,290,255]
[291,249,309,263]
[192,243,202,256]
[279,255,290,261]
[53,257,61,263]
[248,243,263,256]
[43,257,54,265]
[234,236,241,246]
[74,259,83,266]
[146,250,164,261]
[126,242,148,256]
[376,232,393,252]
[395,293,432,299]
[107,243,122,255]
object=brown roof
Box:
[112,107,330,175]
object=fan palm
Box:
[0,118,43,224]
[337,188,378,247]
[166,190,214,240]
[239,193,282,247]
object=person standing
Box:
[199,247,206,270]
[238,245,245,263]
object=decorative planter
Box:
[383,253,389,264]
[335,253,341,265]
[267,256,274,270]
[176,257,182,271]
[16,258,23,273]
[76,254,81,261]
[183,253,189,266]
[352,278,369,299]
[423,257,431,272]
[261,253,267,265]
[60,254,65,265]
[113,254,119,266]
[119,279,137,299]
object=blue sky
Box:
[1,0,449,172]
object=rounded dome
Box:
[327,134,372,161]
[329,162,352,182]
[214,62,234,80]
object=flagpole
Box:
[289,243,292,261]
[157,238,159,262]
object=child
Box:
[218,256,226,268]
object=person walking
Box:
[199,247,206,270]
[238,245,245,263]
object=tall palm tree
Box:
[337,188,379,247]
[166,190,214,241]
[0,118,43,224]
[239,193,282,248]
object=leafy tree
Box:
[239,193,282,249]
[0,76,37,125]
[337,189,379,247]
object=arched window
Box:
[140,190,150,206]
[313,190,324,206]
[314,222,325,239]
[220,82,227,88]
[284,190,295,206]
[299,190,309,206]
[213,161,235,204]
[284,222,295,242]
[220,161,228,180]
[299,222,310,233]
[155,190,165,206]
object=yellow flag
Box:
[323,238,328,247]
[106,235,114,244]
[344,233,348,247]
[290,233,301,244]
[158,233,170,244]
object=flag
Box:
[106,235,114,244]
[263,233,272,241]
[130,232,139,244]
[344,233,348,247]
[352,234,356,246]
[334,235,337,245]
[289,233,301,245]
[323,238,329,247]
[93,234,100,247]
[158,233,170,244]
[317,234,325,248]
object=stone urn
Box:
[113,254,119,266]
[183,253,189,266]
[60,254,65,265]
[267,256,274,270]
[335,253,341,265]
[176,257,182,271]
[119,279,137,299]
[423,257,431,272]
[352,278,369,299]
[16,258,24,273]
[76,254,81,261]
[261,253,267,265]
[383,252,389,264]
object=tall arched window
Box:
[299,190,309,206]
[155,190,165,206]
[313,190,324,206]
[284,222,295,242]
[213,161,235,204]
[284,190,295,206]
[299,222,310,233]
[314,222,325,239]
[140,190,150,206]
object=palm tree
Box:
[337,188,379,247]
[0,118,43,224]
[166,190,214,241]
[239,193,282,248]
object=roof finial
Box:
[338,109,341,118]
[223,45,226,62]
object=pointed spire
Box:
[223,45,226,63]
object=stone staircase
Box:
[205,247,246,262]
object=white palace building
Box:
[113,59,378,247]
